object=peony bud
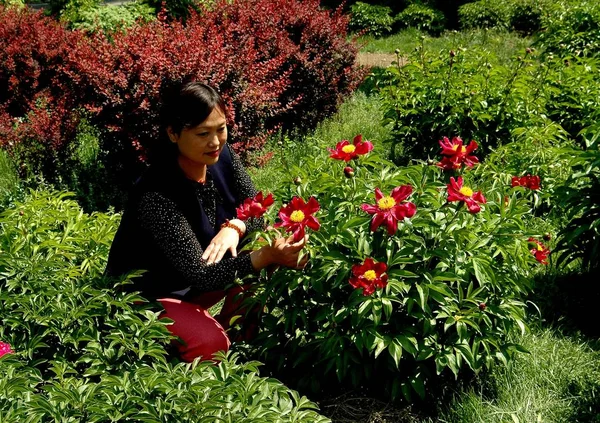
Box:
[293,176,302,185]
[543,233,552,241]
[479,302,487,311]
[343,166,355,178]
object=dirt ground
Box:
[356,52,401,68]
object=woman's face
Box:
[168,107,228,168]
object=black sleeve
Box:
[138,191,256,293]
[229,145,265,234]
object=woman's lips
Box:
[205,150,220,157]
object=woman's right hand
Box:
[250,234,309,271]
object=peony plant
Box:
[244,134,547,401]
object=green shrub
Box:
[0,149,19,207]
[70,2,156,33]
[554,125,600,272]
[544,56,600,147]
[0,189,329,422]
[349,1,395,37]
[508,0,547,35]
[458,0,510,30]
[246,137,545,401]
[536,0,600,58]
[395,4,445,35]
[482,122,575,216]
[0,0,23,8]
[377,45,551,163]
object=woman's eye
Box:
[197,132,209,137]
[218,127,226,133]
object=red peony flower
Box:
[447,176,487,213]
[274,196,320,242]
[329,134,374,162]
[361,185,416,235]
[436,136,479,171]
[349,257,388,296]
[236,191,275,220]
[511,175,541,190]
[528,237,550,265]
[0,341,13,358]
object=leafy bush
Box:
[458,0,509,30]
[0,189,329,422]
[0,149,19,206]
[554,126,600,272]
[0,7,86,180]
[349,1,395,37]
[245,137,545,401]
[482,122,575,216]
[377,45,553,163]
[58,0,102,25]
[543,56,600,147]
[536,0,600,58]
[0,2,363,210]
[459,0,549,34]
[395,4,445,35]
[508,0,547,35]
[70,2,156,33]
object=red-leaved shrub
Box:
[0,7,87,177]
[0,1,364,208]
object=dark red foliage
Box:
[0,7,87,175]
[0,2,364,206]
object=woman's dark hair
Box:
[160,81,227,135]
[152,81,227,163]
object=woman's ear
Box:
[166,126,177,143]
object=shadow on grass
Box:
[531,269,600,339]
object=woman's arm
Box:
[138,191,308,293]
[139,192,255,292]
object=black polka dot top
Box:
[105,144,264,299]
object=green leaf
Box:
[388,339,403,368]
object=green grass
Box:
[357,28,533,64]
[247,90,391,193]
[434,327,600,423]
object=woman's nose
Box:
[208,133,220,146]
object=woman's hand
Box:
[250,234,309,270]
[202,219,246,264]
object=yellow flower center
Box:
[536,244,544,251]
[290,210,305,223]
[460,146,467,153]
[377,196,396,210]
[342,145,356,154]
[452,144,459,151]
[459,186,473,197]
[363,270,377,281]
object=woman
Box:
[105,81,307,362]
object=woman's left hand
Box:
[202,219,246,264]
